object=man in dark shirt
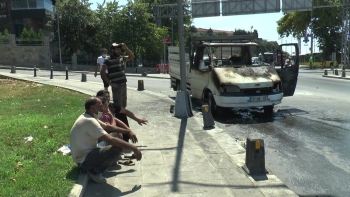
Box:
[101,43,135,142]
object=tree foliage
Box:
[276,0,343,58]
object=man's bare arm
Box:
[97,119,138,143]
[121,43,134,62]
[120,108,148,126]
[94,63,100,77]
[98,134,142,160]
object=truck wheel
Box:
[208,92,220,117]
[263,105,274,116]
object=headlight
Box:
[220,85,240,93]
[272,82,281,93]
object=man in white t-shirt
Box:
[94,48,109,90]
[70,97,142,183]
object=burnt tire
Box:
[263,105,274,116]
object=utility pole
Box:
[310,7,314,69]
[55,6,62,68]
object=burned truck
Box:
[168,35,299,116]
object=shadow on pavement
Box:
[171,118,187,192]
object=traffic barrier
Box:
[34,66,37,77]
[324,70,328,76]
[81,73,86,82]
[50,66,53,79]
[342,70,346,77]
[137,80,144,91]
[202,104,215,129]
[242,138,267,175]
[10,65,16,73]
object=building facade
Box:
[0,0,53,36]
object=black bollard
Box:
[65,66,68,80]
[202,104,215,129]
[50,66,53,79]
[342,70,346,78]
[324,70,328,76]
[34,66,37,77]
[10,65,16,73]
[242,138,268,175]
[335,69,338,75]
[81,73,87,82]
[137,80,144,91]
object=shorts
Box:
[101,75,109,88]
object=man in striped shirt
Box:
[100,43,135,142]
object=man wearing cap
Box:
[100,43,135,142]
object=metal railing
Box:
[0,36,10,44]
[15,38,43,46]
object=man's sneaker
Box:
[87,171,107,183]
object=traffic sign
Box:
[162,38,171,44]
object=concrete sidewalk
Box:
[0,71,298,197]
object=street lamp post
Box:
[55,6,62,68]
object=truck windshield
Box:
[206,45,269,67]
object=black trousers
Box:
[115,113,130,142]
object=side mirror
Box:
[199,60,208,71]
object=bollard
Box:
[342,70,346,77]
[34,66,37,77]
[335,69,338,75]
[242,138,267,175]
[202,104,215,129]
[170,105,174,113]
[137,80,144,91]
[65,66,68,80]
[50,66,53,79]
[324,70,328,76]
[10,65,16,73]
[81,73,86,82]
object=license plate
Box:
[250,96,268,102]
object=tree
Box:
[50,0,99,55]
[206,28,214,36]
[276,0,343,59]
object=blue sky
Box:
[89,0,319,54]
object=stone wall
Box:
[0,34,51,68]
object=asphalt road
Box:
[2,68,350,196]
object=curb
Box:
[68,173,90,197]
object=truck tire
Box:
[263,105,274,116]
[208,92,220,117]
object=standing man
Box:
[95,48,109,91]
[70,97,142,183]
[101,43,135,142]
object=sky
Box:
[89,0,320,55]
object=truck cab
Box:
[169,35,299,116]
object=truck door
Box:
[273,44,299,97]
[189,46,210,99]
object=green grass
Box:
[300,61,340,68]
[0,78,89,197]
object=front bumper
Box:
[214,93,283,108]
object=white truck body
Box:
[169,36,300,115]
